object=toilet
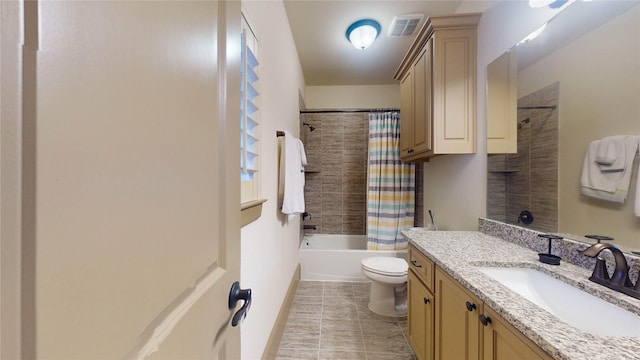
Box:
[361,257,408,317]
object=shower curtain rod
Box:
[517,105,557,110]
[300,108,400,114]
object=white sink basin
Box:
[477,267,640,337]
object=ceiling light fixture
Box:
[346,19,381,50]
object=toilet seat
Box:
[361,257,408,277]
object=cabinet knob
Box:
[479,314,492,326]
[408,149,414,154]
[465,301,476,312]
[410,260,422,268]
[423,297,430,304]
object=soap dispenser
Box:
[537,234,562,265]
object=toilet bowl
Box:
[361,257,408,317]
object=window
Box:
[240,14,260,204]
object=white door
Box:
[18,1,243,358]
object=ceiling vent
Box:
[387,14,424,37]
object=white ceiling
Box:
[283,0,496,86]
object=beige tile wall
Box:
[414,163,424,228]
[487,82,559,233]
[302,113,369,235]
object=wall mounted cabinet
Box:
[487,50,518,154]
[395,14,480,162]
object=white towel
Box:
[581,136,640,203]
[298,139,308,167]
[297,139,308,187]
[279,131,306,214]
[596,135,626,172]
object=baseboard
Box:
[261,263,301,360]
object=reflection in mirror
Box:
[486,1,640,251]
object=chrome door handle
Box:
[228,281,252,327]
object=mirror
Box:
[486,1,640,251]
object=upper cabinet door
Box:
[400,69,414,157]
[432,27,477,154]
[412,40,433,157]
[487,50,518,154]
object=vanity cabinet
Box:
[482,306,553,360]
[408,272,435,360]
[408,244,552,360]
[408,246,436,360]
[435,268,481,360]
[395,14,480,162]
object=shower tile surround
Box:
[301,112,424,235]
[302,112,368,235]
[276,281,416,360]
[487,82,559,233]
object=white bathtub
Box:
[299,234,408,281]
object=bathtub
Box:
[299,234,408,281]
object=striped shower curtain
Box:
[367,112,415,250]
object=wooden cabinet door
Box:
[400,69,414,158]
[487,50,517,154]
[435,268,481,360]
[412,40,433,157]
[482,307,553,360]
[432,28,477,154]
[408,271,435,360]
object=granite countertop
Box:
[402,228,640,360]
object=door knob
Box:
[228,281,252,327]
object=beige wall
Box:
[305,84,400,109]
[518,6,640,249]
[1,1,23,358]
[239,1,307,358]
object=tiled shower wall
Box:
[302,113,369,235]
[301,112,424,235]
[487,82,559,233]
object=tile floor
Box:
[276,281,416,360]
